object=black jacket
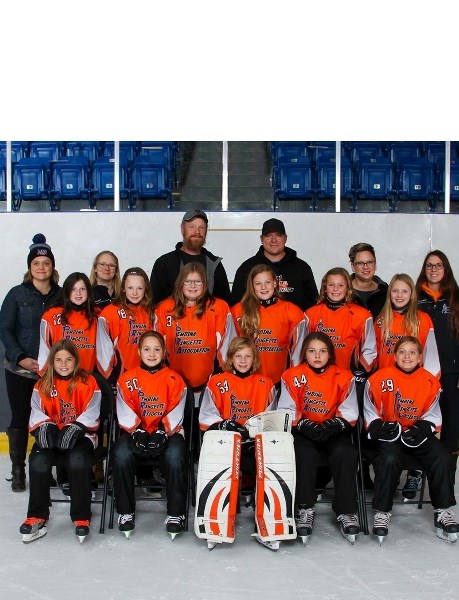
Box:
[351,275,388,320]
[418,287,459,374]
[150,242,231,305]
[230,246,318,311]
[0,281,61,375]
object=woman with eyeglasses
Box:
[349,243,388,320]
[89,251,121,313]
[416,251,459,464]
[96,267,155,381]
[154,262,236,394]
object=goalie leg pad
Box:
[194,430,241,545]
[254,431,296,543]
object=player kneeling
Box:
[196,337,296,551]
[20,340,101,544]
[112,331,188,540]
[278,332,360,545]
[364,336,458,544]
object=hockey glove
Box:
[401,420,435,448]
[33,421,59,449]
[219,419,250,441]
[147,430,168,457]
[368,419,401,442]
[57,422,87,451]
[131,429,150,457]
[321,417,350,439]
[297,419,327,442]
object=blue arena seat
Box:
[271,141,309,162]
[129,155,173,211]
[50,156,91,210]
[103,141,139,163]
[65,141,102,162]
[356,157,395,206]
[315,156,355,209]
[90,156,130,208]
[12,158,50,211]
[0,141,29,162]
[388,141,422,166]
[273,155,314,209]
[394,157,435,211]
[449,159,459,202]
[29,142,64,162]
[348,142,385,167]
[0,157,6,200]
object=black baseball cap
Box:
[181,209,208,224]
[262,218,286,236]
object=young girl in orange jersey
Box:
[97,267,154,381]
[154,262,236,396]
[278,331,360,544]
[304,267,377,377]
[112,331,188,539]
[38,273,97,373]
[231,264,306,386]
[20,340,101,544]
[375,273,440,376]
[364,336,457,543]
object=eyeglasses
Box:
[97,262,117,270]
[425,263,444,270]
[183,280,204,287]
[353,260,376,268]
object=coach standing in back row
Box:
[150,209,231,305]
[230,218,318,310]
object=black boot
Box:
[6,427,28,492]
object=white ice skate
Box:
[253,534,280,552]
[20,517,47,544]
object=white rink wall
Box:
[1,211,458,301]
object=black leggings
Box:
[5,370,37,429]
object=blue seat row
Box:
[1,142,179,211]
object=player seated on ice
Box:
[198,337,288,550]
[112,331,188,540]
[364,336,458,544]
[278,332,360,545]
[19,340,101,544]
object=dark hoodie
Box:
[351,275,388,320]
[230,246,318,310]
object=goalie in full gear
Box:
[364,336,458,544]
[197,337,296,551]
[278,332,360,545]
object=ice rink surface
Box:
[0,454,457,600]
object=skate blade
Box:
[77,535,87,544]
[168,531,183,541]
[436,528,458,543]
[207,541,218,550]
[403,496,415,502]
[122,530,133,539]
[376,535,386,545]
[253,535,280,552]
[298,535,310,546]
[22,527,47,544]
[340,529,357,545]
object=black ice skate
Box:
[402,470,423,501]
[373,511,391,544]
[337,513,359,545]
[296,507,315,545]
[165,515,185,540]
[118,513,135,539]
[74,520,90,543]
[434,509,458,543]
[20,517,47,544]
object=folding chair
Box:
[49,372,116,534]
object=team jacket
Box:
[150,243,231,304]
[154,297,236,389]
[231,299,307,385]
[38,307,97,373]
[116,366,187,436]
[364,365,442,434]
[304,303,377,373]
[96,303,154,378]
[199,371,276,431]
[351,275,388,320]
[230,246,318,310]
[374,310,440,377]
[29,374,101,448]
[0,281,61,377]
[278,363,358,426]
[418,285,459,375]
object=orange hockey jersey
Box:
[154,297,236,389]
[374,310,440,377]
[29,374,101,448]
[199,371,276,431]
[116,366,187,436]
[96,303,154,378]
[231,299,306,385]
[304,303,377,373]
[38,307,97,373]
[278,363,359,426]
[364,365,442,434]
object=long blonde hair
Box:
[89,250,121,297]
[317,267,354,304]
[240,265,280,339]
[377,273,420,343]
[37,339,88,397]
